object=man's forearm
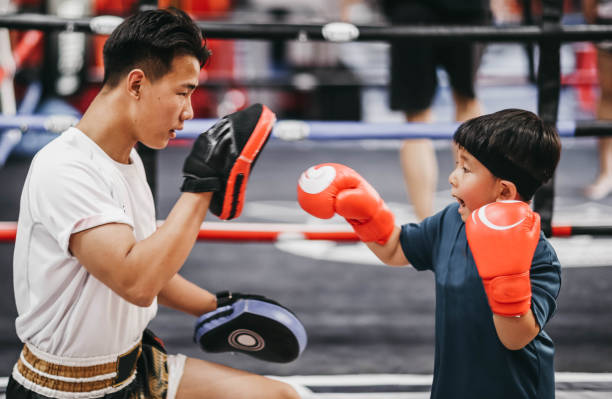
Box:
[158,274,217,317]
[119,192,212,304]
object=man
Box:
[8,8,299,399]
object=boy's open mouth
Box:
[454,196,466,210]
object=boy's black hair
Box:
[102,8,210,87]
[453,109,561,200]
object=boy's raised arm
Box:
[297,163,409,266]
[366,226,409,266]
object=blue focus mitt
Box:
[194,291,307,363]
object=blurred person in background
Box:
[343,0,490,221]
[582,0,612,200]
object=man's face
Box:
[448,144,501,222]
[134,54,200,149]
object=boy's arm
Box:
[366,226,410,266]
[70,192,211,307]
[466,201,542,350]
[497,244,561,349]
[493,312,540,350]
[297,163,409,267]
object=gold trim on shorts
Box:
[17,343,142,393]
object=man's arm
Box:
[157,274,217,316]
[71,104,276,308]
[69,192,211,307]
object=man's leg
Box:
[585,48,612,200]
[175,357,301,399]
[400,89,483,222]
[400,109,437,221]
[452,91,483,122]
[383,3,439,221]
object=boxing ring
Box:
[1,116,612,239]
[1,4,612,239]
[2,2,612,398]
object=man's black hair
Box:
[453,109,561,200]
[102,7,210,87]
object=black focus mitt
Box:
[194,291,307,363]
[181,104,276,220]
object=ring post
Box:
[534,0,563,237]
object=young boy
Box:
[297,109,562,399]
[9,8,299,399]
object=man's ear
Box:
[126,69,145,99]
[497,179,520,201]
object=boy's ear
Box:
[497,179,520,201]
[126,69,145,99]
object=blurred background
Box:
[1,0,612,397]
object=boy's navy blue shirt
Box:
[400,203,561,399]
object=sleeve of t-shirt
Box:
[529,235,562,331]
[399,207,446,271]
[29,156,133,254]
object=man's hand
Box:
[181,103,276,219]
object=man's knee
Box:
[453,95,482,122]
[274,381,302,399]
[404,108,432,122]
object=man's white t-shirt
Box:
[13,127,158,359]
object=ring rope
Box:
[0,13,612,42]
[0,221,606,242]
[1,115,610,140]
[0,6,606,238]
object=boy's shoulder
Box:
[416,202,463,240]
[433,202,462,228]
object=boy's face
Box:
[134,54,200,149]
[448,144,502,222]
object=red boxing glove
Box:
[466,200,540,317]
[297,163,395,244]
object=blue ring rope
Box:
[0,115,583,140]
